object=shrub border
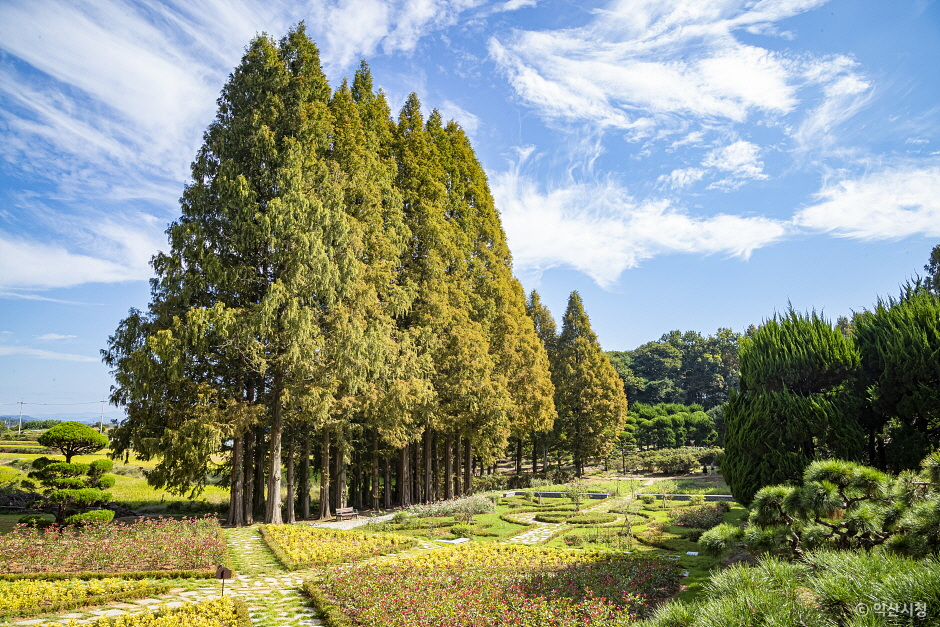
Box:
[0,569,216,581]
[0,581,171,619]
[259,525,418,571]
[303,579,354,627]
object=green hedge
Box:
[303,579,354,627]
[533,512,574,523]
[566,513,618,525]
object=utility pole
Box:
[18,400,23,435]
[100,401,105,433]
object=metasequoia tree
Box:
[552,292,627,476]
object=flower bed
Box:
[36,596,251,627]
[260,525,417,570]
[0,516,227,574]
[307,543,681,626]
[0,578,170,619]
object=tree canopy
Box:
[37,422,108,464]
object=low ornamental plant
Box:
[0,516,227,574]
[667,504,726,530]
[260,525,416,570]
[0,578,170,619]
[35,595,251,627]
[309,543,682,626]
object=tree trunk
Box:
[383,454,391,509]
[444,432,453,500]
[319,427,332,520]
[463,438,472,495]
[423,429,432,503]
[265,375,284,524]
[399,444,411,507]
[372,433,380,511]
[253,426,266,520]
[227,435,245,527]
[335,426,347,511]
[532,434,538,474]
[515,438,522,474]
[300,430,311,520]
[285,428,296,524]
[352,448,363,511]
[243,428,255,525]
[432,432,439,502]
[454,435,463,496]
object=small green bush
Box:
[641,495,656,505]
[690,494,706,506]
[567,513,617,525]
[450,523,473,538]
[564,534,585,546]
[17,515,54,529]
[684,528,706,542]
[64,509,115,525]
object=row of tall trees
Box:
[628,402,719,450]
[102,26,555,525]
[607,328,741,410]
[724,254,940,504]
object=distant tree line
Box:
[607,328,741,410]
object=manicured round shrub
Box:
[65,509,115,525]
[37,422,108,463]
[641,495,656,505]
[567,513,617,525]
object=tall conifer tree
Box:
[553,292,627,476]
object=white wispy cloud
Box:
[794,164,940,239]
[0,345,99,363]
[488,0,865,156]
[492,150,788,287]
[703,140,769,189]
[36,334,77,341]
[658,167,705,189]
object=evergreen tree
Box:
[723,309,864,505]
[853,287,940,470]
[104,26,355,524]
[553,292,627,476]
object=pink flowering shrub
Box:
[0,515,226,573]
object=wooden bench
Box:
[335,506,359,521]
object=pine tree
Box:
[723,309,864,505]
[553,292,627,476]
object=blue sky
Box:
[1,0,939,418]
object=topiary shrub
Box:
[668,504,727,530]
[37,422,108,463]
[534,512,573,524]
[64,509,115,525]
[641,495,656,505]
[27,456,115,524]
